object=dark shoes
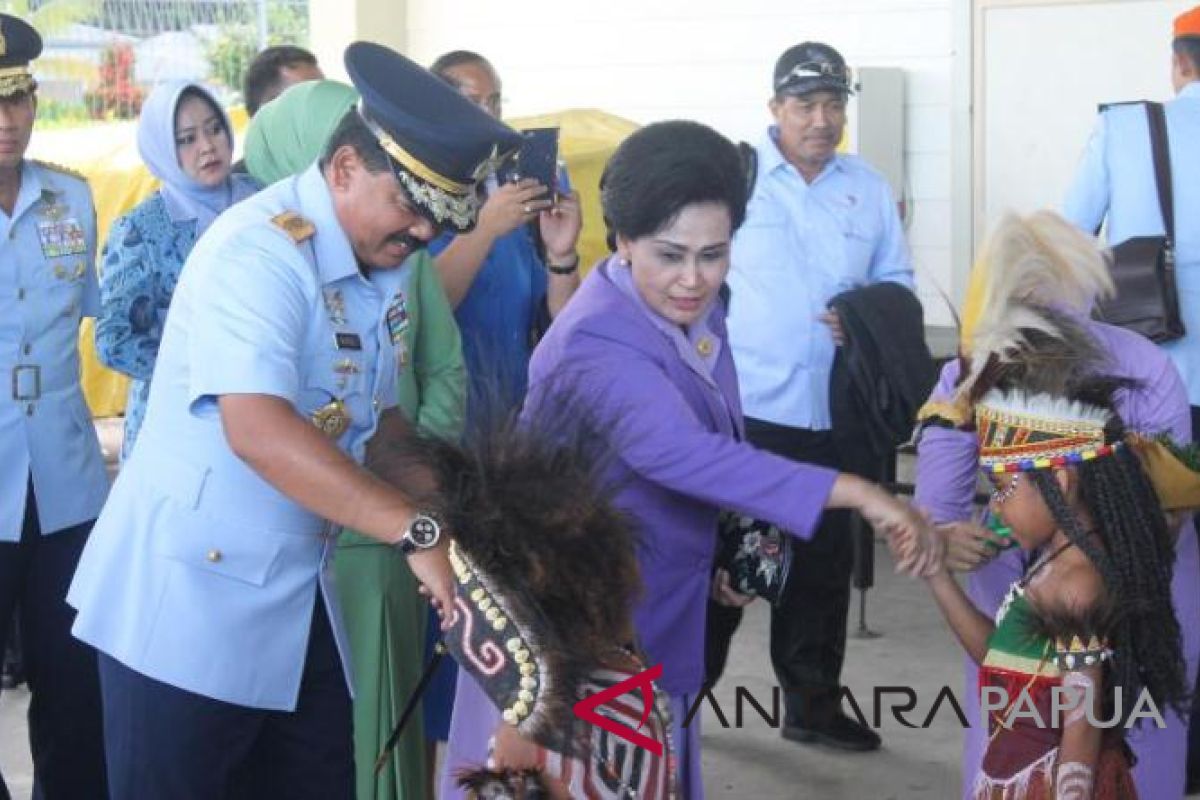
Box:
[782,711,882,752]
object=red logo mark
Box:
[572,663,664,756]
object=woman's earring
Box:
[991,472,1022,507]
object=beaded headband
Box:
[976,390,1116,474]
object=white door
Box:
[974,0,1189,242]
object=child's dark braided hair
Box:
[1027,410,1188,722]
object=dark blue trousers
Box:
[0,487,107,800]
[99,600,353,800]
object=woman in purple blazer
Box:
[439,121,938,799]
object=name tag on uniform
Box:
[334,332,362,350]
[37,218,88,259]
[385,292,410,346]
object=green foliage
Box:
[34,95,91,128]
[1156,433,1200,475]
[204,23,257,91]
[0,0,97,35]
[266,1,307,45]
[204,2,310,94]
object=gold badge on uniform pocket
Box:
[312,399,351,439]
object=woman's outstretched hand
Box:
[832,476,944,577]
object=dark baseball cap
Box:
[773,42,854,97]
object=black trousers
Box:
[704,418,854,726]
[0,485,107,800]
[99,599,353,800]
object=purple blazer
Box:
[523,259,837,695]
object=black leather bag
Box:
[1094,102,1183,343]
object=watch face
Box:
[410,515,440,547]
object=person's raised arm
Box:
[434,179,551,307]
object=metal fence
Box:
[2,0,309,123]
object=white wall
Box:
[977,0,1189,237]
[404,0,959,326]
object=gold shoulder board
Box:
[271,211,316,244]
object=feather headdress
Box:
[920,211,1116,426]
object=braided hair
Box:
[1027,411,1188,722]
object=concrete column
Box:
[309,0,408,81]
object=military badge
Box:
[36,217,88,259]
[312,399,351,439]
[385,292,410,345]
[333,358,362,391]
[322,289,348,326]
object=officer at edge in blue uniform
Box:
[67,42,521,799]
[0,14,111,800]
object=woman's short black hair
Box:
[600,120,747,249]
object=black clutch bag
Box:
[715,512,793,605]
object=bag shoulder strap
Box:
[1145,101,1175,246]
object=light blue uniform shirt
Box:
[727,128,914,430]
[0,160,108,541]
[69,164,409,710]
[1063,82,1200,404]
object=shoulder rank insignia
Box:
[31,160,88,183]
[271,211,316,244]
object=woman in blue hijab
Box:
[96,81,258,460]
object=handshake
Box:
[842,475,945,579]
[711,476,948,608]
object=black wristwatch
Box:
[546,253,580,275]
[396,513,442,554]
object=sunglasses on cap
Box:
[774,61,853,92]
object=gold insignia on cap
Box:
[392,170,478,231]
[271,211,315,244]
[359,108,470,195]
[0,66,35,98]
[312,399,351,439]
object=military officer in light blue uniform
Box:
[0,14,111,800]
[67,42,520,800]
